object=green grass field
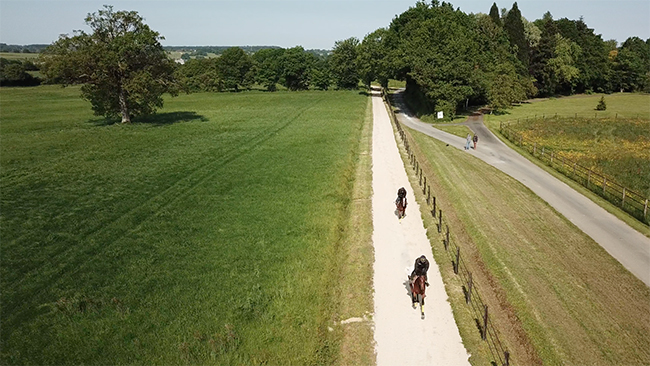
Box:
[0,52,40,60]
[0,86,370,364]
[484,93,650,128]
[403,128,650,365]
[503,116,650,199]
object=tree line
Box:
[5,2,649,123]
[365,1,650,117]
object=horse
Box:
[395,197,407,219]
[410,274,426,319]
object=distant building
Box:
[175,58,185,65]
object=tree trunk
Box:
[119,89,131,124]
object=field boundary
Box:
[382,89,511,366]
[500,118,649,225]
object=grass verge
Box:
[336,97,375,365]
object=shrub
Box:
[596,96,607,110]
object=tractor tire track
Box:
[3,97,323,324]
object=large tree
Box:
[330,37,360,89]
[357,28,390,88]
[252,48,285,91]
[489,3,501,27]
[279,46,313,91]
[40,6,176,123]
[504,2,529,71]
[216,47,254,91]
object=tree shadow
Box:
[89,111,208,126]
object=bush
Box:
[596,96,607,110]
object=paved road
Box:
[391,91,650,287]
[371,90,470,365]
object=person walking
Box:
[465,133,471,150]
[473,134,478,149]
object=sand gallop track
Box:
[371,90,470,365]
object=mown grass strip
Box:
[1,86,369,365]
[336,97,375,366]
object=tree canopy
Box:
[330,37,360,89]
[40,6,176,123]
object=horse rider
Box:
[410,255,430,286]
[396,187,407,217]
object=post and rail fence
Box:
[382,89,511,366]
[499,120,649,225]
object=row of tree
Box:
[20,3,650,123]
[361,1,650,116]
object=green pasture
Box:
[0,52,40,60]
[504,116,650,199]
[405,129,650,365]
[484,93,650,129]
[482,93,650,199]
[0,86,369,364]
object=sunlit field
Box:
[0,85,369,365]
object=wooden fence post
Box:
[533,142,537,155]
[550,151,554,163]
[504,351,510,366]
[438,210,442,233]
[587,169,591,187]
[603,177,607,194]
[644,199,648,218]
[423,176,427,193]
[519,134,523,146]
[445,225,450,250]
[432,197,436,217]
[466,272,472,303]
[454,246,460,274]
[622,188,626,207]
[482,305,489,340]
[541,146,545,156]
[427,189,431,205]
[419,170,422,187]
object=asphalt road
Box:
[391,90,650,287]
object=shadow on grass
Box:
[90,111,208,126]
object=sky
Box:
[1,0,649,49]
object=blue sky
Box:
[1,0,648,49]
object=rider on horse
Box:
[410,255,430,285]
[396,187,407,218]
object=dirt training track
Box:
[371,90,470,365]
[392,90,650,287]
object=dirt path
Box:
[391,91,650,287]
[371,90,470,365]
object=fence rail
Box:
[499,120,649,224]
[382,89,511,366]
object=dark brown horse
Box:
[410,275,426,318]
[396,197,407,219]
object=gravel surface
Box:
[371,90,471,365]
